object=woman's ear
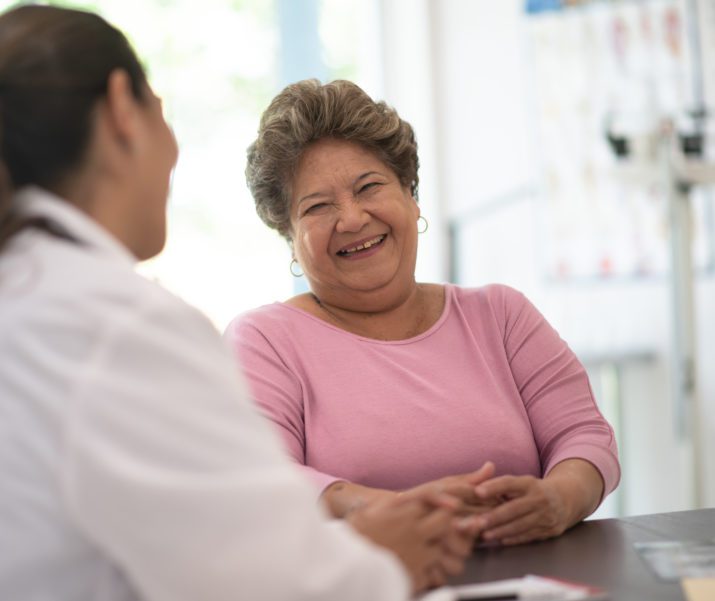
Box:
[403,185,420,219]
[411,194,420,220]
[103,69,141,151]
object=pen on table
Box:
[459,593,519,601]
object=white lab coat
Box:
[0,187,409,601]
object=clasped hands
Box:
[401,464,573,547]
[346,462,496,592]
[331,461,591,593]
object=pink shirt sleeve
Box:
[486,284,620,496]
[223,319,344,493]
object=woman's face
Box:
[131,85,178,259]
[289,137,420,309]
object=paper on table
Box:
[635,540,715,581]
[681,578,715,601]
[417,575,608,600]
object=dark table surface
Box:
[449,508,715,600]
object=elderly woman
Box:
[226,79,620,546]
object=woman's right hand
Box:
[346,492,481,593]
[401,462,498,516]
[321,462,498,519]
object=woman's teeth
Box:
[338,234,386,256]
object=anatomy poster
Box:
[525,0,713,280]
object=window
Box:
[2,0,379,328]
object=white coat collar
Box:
[13,186,138,268]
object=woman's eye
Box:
[358,182,380,194]
[304,202,328,215]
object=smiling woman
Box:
[225,79,622,548]
[290,137,422,320]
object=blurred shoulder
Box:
[0,233,222,372]
[86,258,217,346]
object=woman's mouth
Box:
[336,234,387,257]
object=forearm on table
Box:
[545,458,605,525]
[321,481,397,518]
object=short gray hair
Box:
[245,79,419,240]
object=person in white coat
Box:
[0,5,491,601]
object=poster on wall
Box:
[524,0,714,281]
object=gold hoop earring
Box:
[289,258,304,278]
[417,215,429,234]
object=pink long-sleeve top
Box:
[225,284,620,498]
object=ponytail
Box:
[0,121,17,253]
[0,105,80,253]
[0,132,82,253]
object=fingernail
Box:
[465,518,486,534]
[456,516,475,531]
[438,494,459,509]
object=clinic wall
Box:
[428,0,715,515]
[378,0,448,283]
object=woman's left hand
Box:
[472,475,569,545]
[473,460,604,546]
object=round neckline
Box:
[275,283,454,345]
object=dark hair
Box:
[246,79,419,241]
[0,4,147,251]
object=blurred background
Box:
[5,0,713,519]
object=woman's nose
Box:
[335,199,370,233]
